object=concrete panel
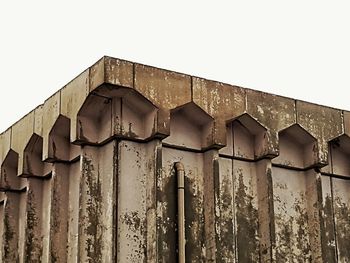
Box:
[117,140,159,263]
[1,193,20,262]
[77,94,113,144]
[344,110,350,136]
[34,105,43,137]
[219,123,234,156]
[1,150,22,191]
[76,89,157,144]
[256,159,275,262]
[216,157,275,262]
[22,178,44,262]
[42,91,61,161]
[47,163,70,263]
[273,124,318,169]
[297,101,343,165]
[89,56,133,92]
[22,134,52,177]
[203,150,219,262]
[61,69,90,143]
[11,111,34,176]
[134,63,192,136]
[164,103,213,150]
[246,90,296,156]
[320,176,337,263]
[67,161,80,262]
[220,114,270,160]
[40,178,51,263]
[47,115,80,162]
[78,141,117,262]
[332,178,350,262]
[329,135,350,177]
[121,92,157,140]
[233,159,260,262]
[272,167,313,262]
[216,157,236,262]
[160,147,206,262]
[321,175,350,262]
[0,128,11,167]
[192,77,246,146]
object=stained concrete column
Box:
[77,140,118,262]
[256,159,276,263]
[1,192,21,262]
[20,179,43,262]
[215,157,236,262]
[117,139,160,263]
[305,170,324,263]
[44,163,71,263]
[215,157,277,262]
[203,149,219,263]
[67,161,80,262]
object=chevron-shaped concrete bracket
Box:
[296,101,343,167]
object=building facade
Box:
[0,56,349,262]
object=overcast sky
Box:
[1,1,349,133]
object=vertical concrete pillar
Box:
[21,179,43,262]
[203,150,219,263]
[320,176,337,263]
[117,140,160,263]
[305,170,323,262]
[78,140,118,262]
[1,192,21,262]
[47,163,70,263]
[67,161,81,262]
[256,159,276,262]
[216,157,235,262]
[41,178,52,263]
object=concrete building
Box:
[0,56,349,262]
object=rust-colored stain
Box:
[0,56,349,262]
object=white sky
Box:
[1,1,349,133]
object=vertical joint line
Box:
[175,162,185,263]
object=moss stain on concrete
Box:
[82,157,103,263]
[235,169,260,263]
[334,196,350,262]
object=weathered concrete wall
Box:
[0,56,349,262]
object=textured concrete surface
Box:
[0,56,349,262]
